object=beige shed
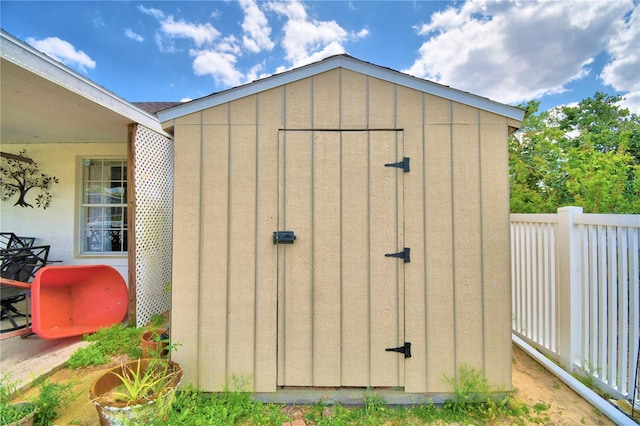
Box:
[158,55,524,400]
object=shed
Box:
[159,55,524,399]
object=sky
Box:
[1,0,639,114]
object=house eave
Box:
[1,29,170,139]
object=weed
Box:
[533,401,550,413]
[32,379,73,426]
[67,323,144,368]
[149,314,165,327]
[155,383,285,425]
[0,372,35,424]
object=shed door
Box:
[277,130,406,388]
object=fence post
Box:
[557,206,583,372]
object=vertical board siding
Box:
[341,131,370,386]
[172,120,203,387]
[340,70,367,128]
[227,96,258,380]
[424,96,456,392]
[368,131,402,387]
[254,88,281,392]
[397,85,427,392]
[480,111,512,388]
[173,69,513,393]
[311,131,342,386]
[451,104,484,372]
[311,71,342,386]
[199,112,230,389]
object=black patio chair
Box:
[0,232,35,249]
[0,245,50,282]
[0,245,50,334]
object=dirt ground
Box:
[18,345,619,425]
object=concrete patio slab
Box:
[0,333,88,393]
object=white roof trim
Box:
[1,30,170,138]
[158,55,525,123]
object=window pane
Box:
[83,159,103,181]
[107,207,123,228]
[83,183,102,204]
[106,184,124,204]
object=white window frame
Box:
[79,157,128,256]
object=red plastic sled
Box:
[31,265,128,339]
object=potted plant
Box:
[140,329,169,359]
[89,358,183,425]
[0,374,35,426]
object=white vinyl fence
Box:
[511,207,640,402]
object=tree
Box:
[0,149,59,209]
[509,93,640,213]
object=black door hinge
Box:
[384,157,410,172]
[385,247,410,263]
[386,342,412,358]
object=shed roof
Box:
[158,54,525,124]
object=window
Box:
[81,158,127,254]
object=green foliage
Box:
[149,314,166,327]
[0,374,72,425]
[0,402,34,424]
[0,373,35,424]
[107,359,178,403]
[32,380,73,426]
[154,379,286,425]
[435,365,550,425]
[67,323,143,368]
[510,93,640,213]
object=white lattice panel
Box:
[133,125,173,326]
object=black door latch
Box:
[385,342,412,358]
[273,231,296,244]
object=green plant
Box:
[149,314,165,327]
[32,380,73,426]
[0,373,35,424]
[155,376,286,425]
[67,323,144,368]
[108,359,178,404]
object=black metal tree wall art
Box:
[0,150,59,209]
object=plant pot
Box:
[89,359,183,426]
[1,402,36,426]
[140,329,169,359]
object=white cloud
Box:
[125,29,144,42]
[26,36,96,73]
[405,0,636,105]
[190,49,243,87]
[161,16,220,47]
[267,0,367,70]
[239,0,274,53]
[600,5,640,94]
[138,5,165,20]
[618,91,640,115]
[139,1,366,90]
